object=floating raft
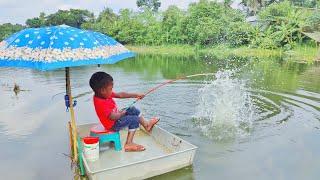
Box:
[77,123,197,180]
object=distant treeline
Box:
[0,0,319,49]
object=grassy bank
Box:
[127,44,319,62]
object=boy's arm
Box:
[109,110,126,120]
[113,92,145,99]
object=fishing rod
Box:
[124,73,215,109]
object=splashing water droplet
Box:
[193,70,254,141]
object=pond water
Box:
[0,54,319,180]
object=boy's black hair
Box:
[89,72,113,93]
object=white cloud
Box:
[0,0,199,25]
[160,0,198,10]
[58,4,77,11]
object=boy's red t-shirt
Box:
[93,92,118,130]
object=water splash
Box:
[193,70,254,141]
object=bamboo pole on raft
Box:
[65,67,78,162]
[68,122,73,157]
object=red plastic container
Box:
[83,136,99,144]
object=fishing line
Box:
[124,73,215,109]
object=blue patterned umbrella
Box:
[0,25,135,164]
[0,25,135,70]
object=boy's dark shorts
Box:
[112,106,141,132]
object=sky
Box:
[0,0,199,25]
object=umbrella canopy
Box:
[0,25,135,70]
[0,25,135,165]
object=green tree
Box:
[46,9,94,28]
[241,0,287,15]
[137,9,163,45]
[162,6,185,44]
[115,9,145,44]
[26,12,46,28]
[305,12,320,32]
[96,8,118,22]
[182,0,224,45]
[82,7,119,36]
[0,23,24,41]
[257,1,306,48]
[137,0,161,12]
[291,0,317,8]
[226,22,253,47]
[223,0,233,8]
[194,17,224,45]
[241,0,264,15]
[181,0,247,46]
[14,0,316,49]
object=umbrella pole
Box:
[65,67,78,162]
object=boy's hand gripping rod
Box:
[124,73,215,110]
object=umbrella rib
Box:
[42,26,60,66]
[48,26,60,49]
[39,26,60,68]
[5,29,28,48]
[92,32,104,46]
[87,30,103,49]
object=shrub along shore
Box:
[127,44,319,62]
[1,0,319,62]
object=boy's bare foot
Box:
[146,117,160,132]
[124,143,145,152]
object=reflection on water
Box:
[0,55,319,180]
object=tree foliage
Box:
[137,0,161,12]
[0,23,24,41]
[26,9,94,28]
[305,12,320,32]
[255,1,307,49]
[290,0,317,8]
[26,12,46,28]
[0,1,317,49]
[162,6,185,44]
[46,9,94,28]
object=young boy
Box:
[89,71,159,152]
